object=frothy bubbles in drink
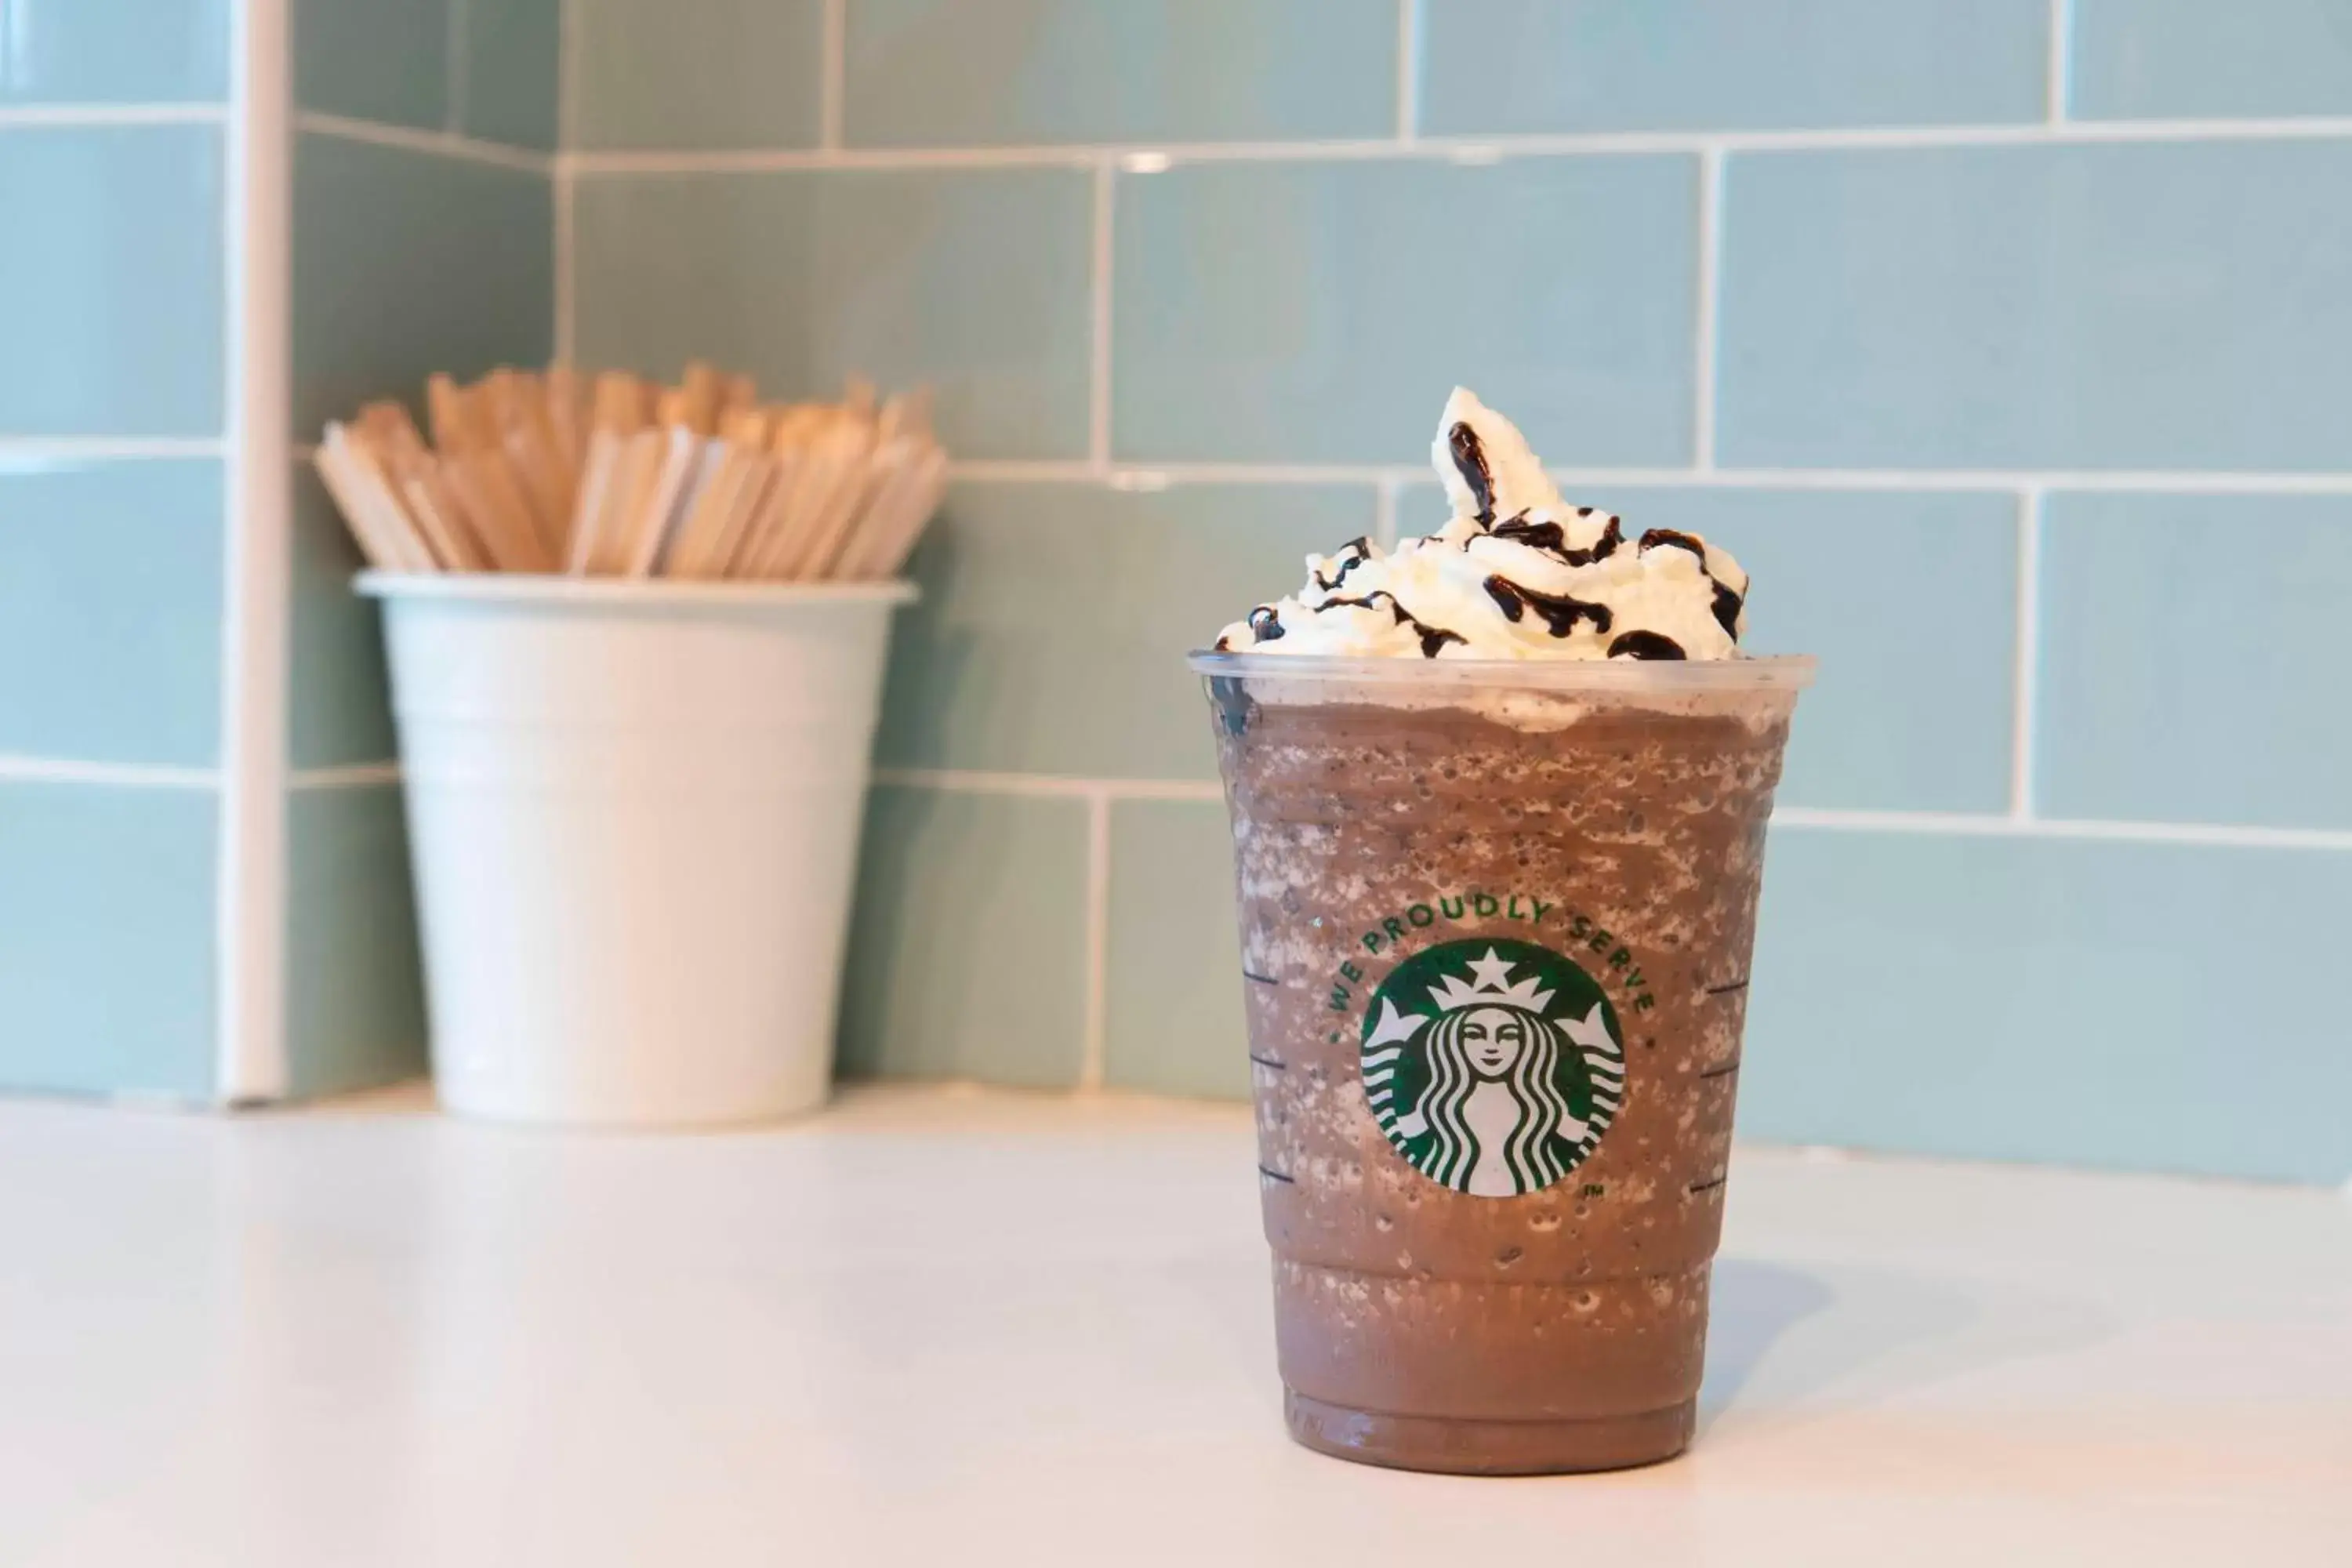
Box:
[1214,389,1750,662]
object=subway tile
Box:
[837,786,1088,1088]
[1104,799,1250,1101]
[2071,0,2352,121]
[1579,486,2019,815]
[2038,493,2352,830]
[293,0,448,129]
[288,465,396,770]
[292,132,551,434]
[875,481,1374,779]
[0,459,223,768]
[1718,141,2352,472]
[0,126,223,437]
[574,168,1092,461]
[844,0,1394,147]
[1422,0,2045,136]
[1114,157,1697,466]
[1743,827,2352,1184]
[460,0,561,151]
[0,0,229,104]
[285,786,426,1098]
[0,782,216,1101]
[568,0,823,151]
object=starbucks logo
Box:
[1361,938,1627,1198]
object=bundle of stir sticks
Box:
[315,362,949,582]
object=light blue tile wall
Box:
[293,0,558,148]
[0,459,223,768]
[0,125,224,437]
[555,2,2352,1180]
[569,0,826,151]
[288,466,396,771]
[840,786,1090,1087]
[572,169,1092,461]
[1421,0,2049,135]
[2038,494,2352,830]
[1113,156,1698,465]
[285,786,427,1098]
[1716,140,2352,473]
[0,0,229,104]
[1745,828,2352,1185]
[2072,0,2352,120]
[844,0,1396,147]
[0,16,230,1105]
[0,784,218,1101]
[875,482,1372,779]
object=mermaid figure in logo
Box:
[1377,949,1617,1196]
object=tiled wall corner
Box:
[279,0,558,1097]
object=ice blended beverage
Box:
[1193,390,1812,1474]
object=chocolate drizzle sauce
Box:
[1323,590,1466,658]
[1607,630,1686,660]
[1490,513,1622,567]
[1447,422,1496,525]
[1711,580,1744,639]
[1637,528,1709,564]
[1483,575,1613,638]
[1247,604,1285,642]
[1309,537,1373,593]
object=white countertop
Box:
[0,1084,2345,1566]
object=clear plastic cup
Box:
[1189,651,1813,1473]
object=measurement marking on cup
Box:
[1242,967,1280,985]
[1704,978,1750,996]
[1257,1164,1297,1185]
[1248,1054,1288,1072]
[1687,1174,1728,1195]
[1697,1060,1740,1080]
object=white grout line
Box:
[0,102,228,129]
[0,436,229,463]
[940,459,2352,495]
[819,0,847,151]
[1395,0,1423,142]
[1374,474,1401,549]
[1080,789,1111,1092]
[219,0,294,1104]
[558,114,2352,176]
[0,757,219,789]
[1691,147,1723,470]
[1772,808,2352,852]
[296,111,555,173]
[873,768,1223,803]
[2009,488,2045,820]
[445,0,470,135]
[289,762,404,789]
[1087,158,1116,473]
[2046,0,2075,123]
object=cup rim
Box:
[1185,650,1817,691]
[355,571,920,608]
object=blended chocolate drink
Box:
[1193,389,1811,1475]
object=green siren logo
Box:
[1362,937,1627,1198]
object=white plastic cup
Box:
[358,573,917,1127]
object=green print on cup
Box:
[1362,938,1627,1198]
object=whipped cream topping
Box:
[1214,389,1749,661]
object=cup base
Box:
[1284,1388,1695,1475]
